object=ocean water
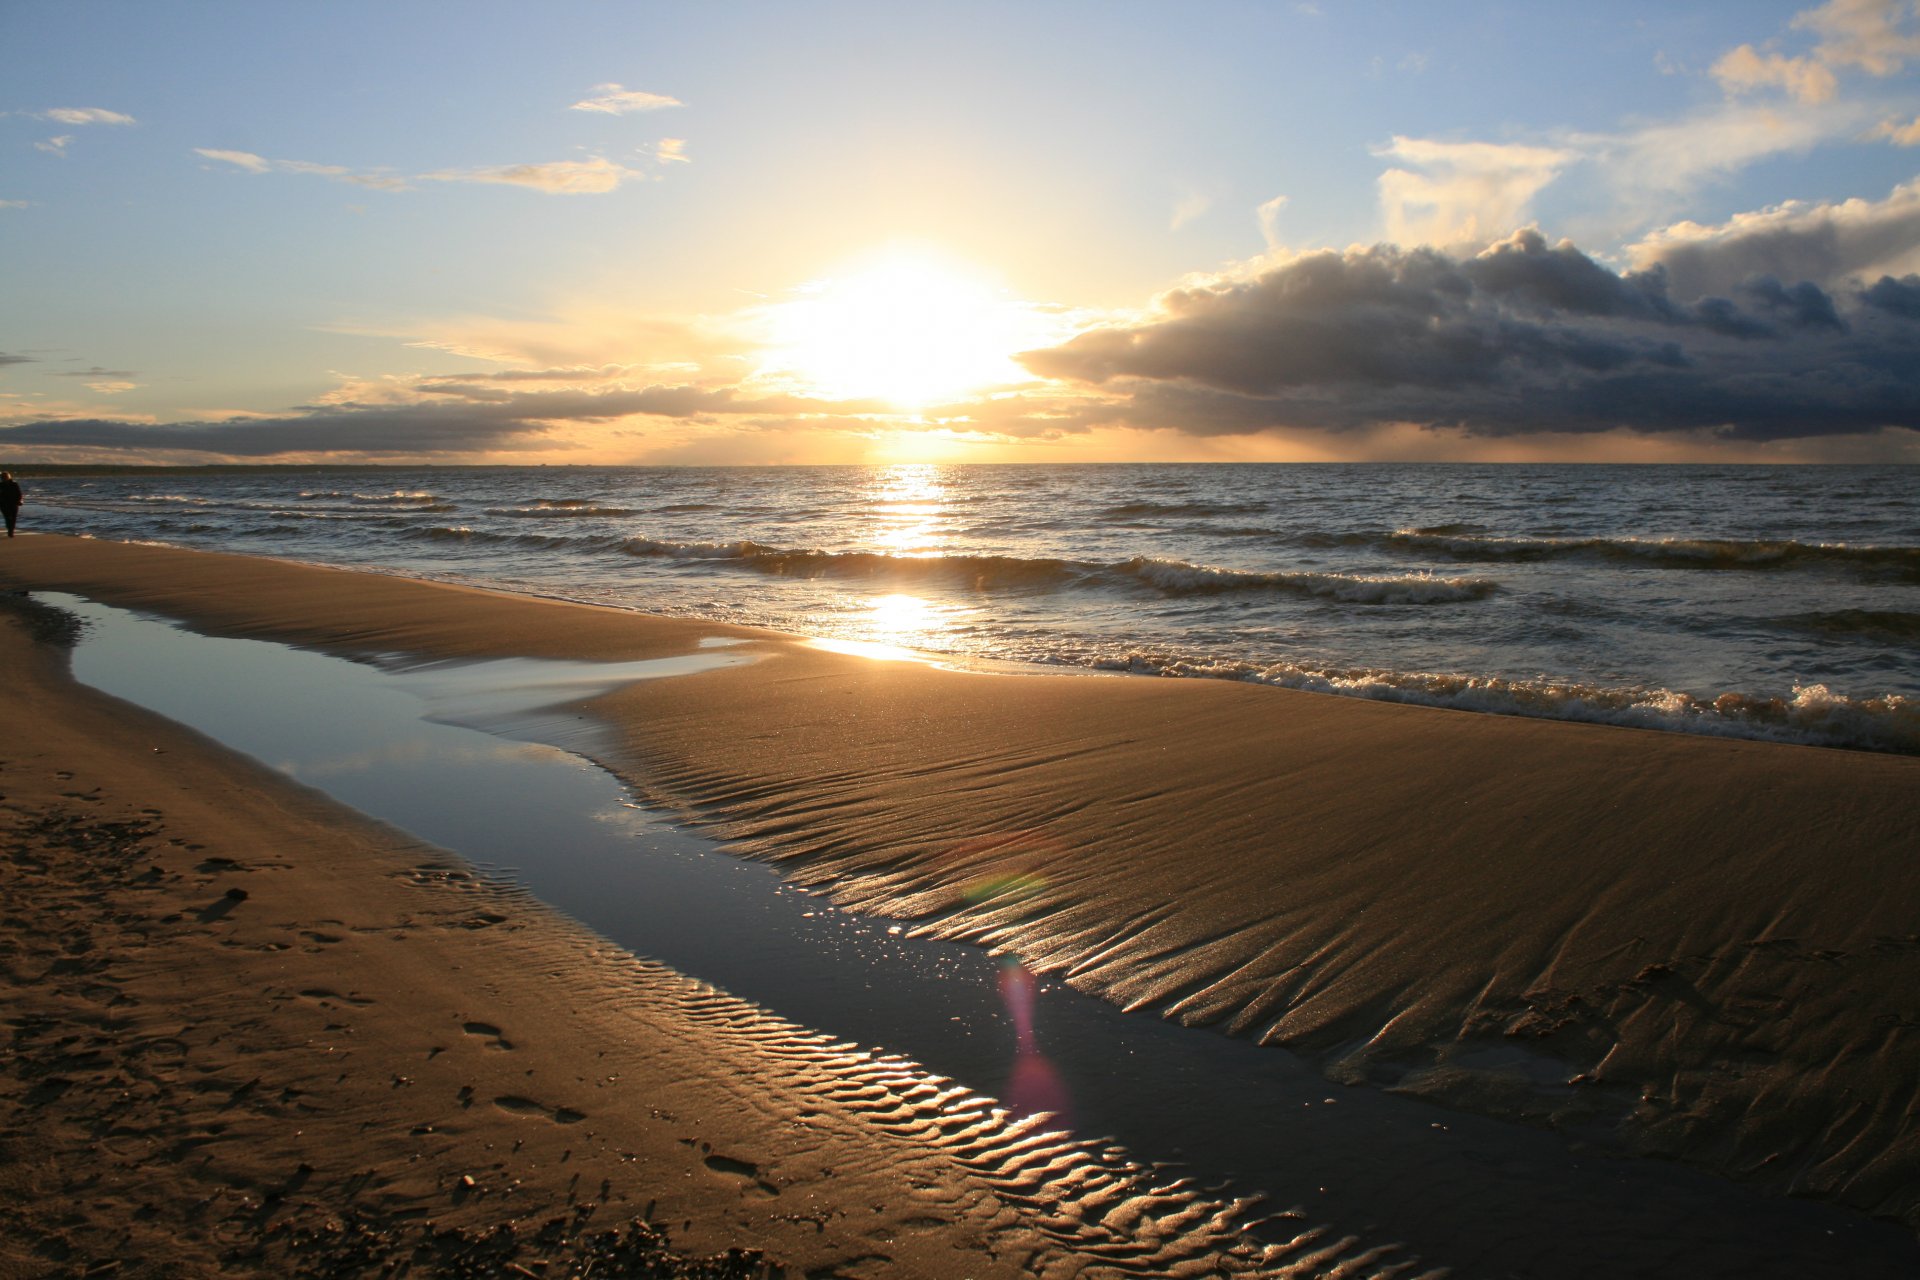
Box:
[23,462,1920,753]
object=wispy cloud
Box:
[50,365,138,379]
[194,147,407,191]
[41,106,136,126]
[85,381,137,394]
[0,199,28,211]
[1374,137,1572,250]
[570,83,682,114]
[1712,44,1838,103]
[194,147,272,173]
[33,135,74,156]
[655,137,690,164]
[0,353,36,367]
[1169,189,1212,232]
[1256,194,1290,251]
[419,156,644,194]
[1876,113,1920,145]
[195,146,657,194]
[1794,0,1920,75]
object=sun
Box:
[759,247,1051,408]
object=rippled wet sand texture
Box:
[5,534,1918,1249]
[0,593,1327,1277]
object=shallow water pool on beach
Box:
[51,592,1920,1278]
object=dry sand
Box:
[4,533,1919,1274]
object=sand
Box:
[4,533,1919,1274]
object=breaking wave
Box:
[616,537,1496,603]
[1092,653,1920,754]
[487,505,637,519]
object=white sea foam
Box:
[1093,652,1920,753]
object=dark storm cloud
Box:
[0,384,887,458]
[1864,273,1920,319]
[1020,231,1920,442]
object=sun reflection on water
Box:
[863,463,953,557]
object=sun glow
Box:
[760,248,1052,408]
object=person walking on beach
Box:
[0,472,20,539]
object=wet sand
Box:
[4,533,1919,1275]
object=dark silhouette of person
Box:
[0,472,21,538]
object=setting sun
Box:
[758,248,1054,408]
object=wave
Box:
[351,490,441,507]
[1115,557,1495,603]
[487,505,636,519]
[1389,529,1920,578]
[295,489,455,512]
[406,525,586,552]
[1093,653,1920,754]
[615,537,1496,603]
[1096,500,1270,520]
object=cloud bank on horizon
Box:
[2,0,1918,464]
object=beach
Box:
[5,533,1920,1277]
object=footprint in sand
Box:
[298,988,373,1007]
[461,1020,513,1050]
[703,1152,780,1199]
[491,1095,585,1124]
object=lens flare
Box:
[998,958,1073,1126]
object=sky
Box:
[3,0,1919,466]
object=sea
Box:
[21,462,1920,754]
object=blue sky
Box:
[3,0,1918,463]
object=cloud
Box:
[1793,0,1920,76]
[1876,114,1920,144]
[42,107,135,126]
[1169,189,1212,231]
[34,135,74,156]
[195,147,272,173]
[655,137,690,164]
[194,147,412,190]
[0,380,885,460]
[85,381,137,394]
[570,83,683,114]
[416,364,637,386]
[1712,45,1838,103]
[0,200,27,210]
[1628,177,1920,297]
[49,365,138,379]
[1715,1,1920,103]
[0,353,35,367]
[419,156,643,194]
[199,147,644,196]
[1256,194,1289,251]
[1020,229,1920,443]
[1370,4,1916,249]
[1373,137,1573,250]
